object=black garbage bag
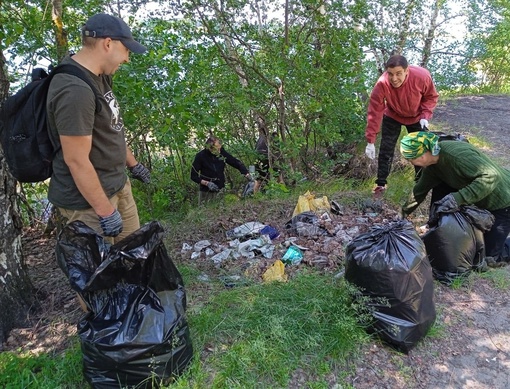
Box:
[56,221,193,389]
[345,220,436,353]
[422,205,494,284]
[431,130,469,143]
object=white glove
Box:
[420,119,429,129]
[365,143,375,159]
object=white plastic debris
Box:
[181,242,192,252]
[211,249,232,264]
[191,251,201,260]
[194,240,211,252]
[237,235,273,258]
[226,222,266,239]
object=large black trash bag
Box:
[422,205,494,285]
[345,220,436,353]
[56,221,193,389]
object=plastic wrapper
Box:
[422,205,494,284]
[292,190,331,217]
[285,211,328,237]
[56,221,193,389]
[345,220,436,353]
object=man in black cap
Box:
[46,13,150,242]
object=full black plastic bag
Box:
[345,220,436,353]
[422,205,494,284]
[56,221,193,389]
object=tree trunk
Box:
[420,0,440,68]
[0,49,37,346]
[52,0,69,62]
[395,0,417,54]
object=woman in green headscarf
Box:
[400,131,510,267]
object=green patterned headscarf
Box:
[400,132,440,159]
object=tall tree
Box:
[0,48,37,345]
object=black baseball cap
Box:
[82,13,147,54]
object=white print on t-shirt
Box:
[104,91,124,132]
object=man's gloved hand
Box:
[207,181,220,192]
[245,173,255,182]
[99,209,123,237]
[128,163,151,184]
[365,143,376,159]
[420,119,429,130]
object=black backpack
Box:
[0,64,101,183]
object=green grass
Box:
[479,268,510,289]
[0,342,86,389]
[180,272,370,388]
[0,273,371,389]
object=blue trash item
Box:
[260,225,280,240]
[56,221,193,389]
[345,220,436,353]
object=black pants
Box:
[376,115,422,186]
[485,207,510,260]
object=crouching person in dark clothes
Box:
[191,135,252,205]
[400,131,510,267]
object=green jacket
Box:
[404,140,510,214]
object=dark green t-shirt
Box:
[46,57,127,210]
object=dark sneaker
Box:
[486,256,508,268]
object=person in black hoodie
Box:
[191,135,252,204]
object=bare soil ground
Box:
[4,94,510,388]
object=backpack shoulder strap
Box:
[50,64,102,113]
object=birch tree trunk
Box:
[0,50,37,346]
[52,0,70,62]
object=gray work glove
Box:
[207,181,220,192]
[245,173,255,182]
[428,194,458,226]
[99,209,123,237]
[128,163,151,184]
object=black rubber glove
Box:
[128,163,151,183]
[207,181,220,192]
[99,209,123,237]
